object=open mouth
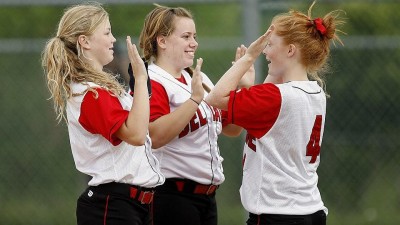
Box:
[185,51,195,57]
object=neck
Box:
[282,64,308,82]
[154,57,182,78]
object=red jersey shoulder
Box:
[228,83,282,138]
[79,88,128,146]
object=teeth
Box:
[186,51,194,57]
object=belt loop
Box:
[138,191,154,204]
[206,185,216,195]
[130,187,138,199]
[175,181,185,192]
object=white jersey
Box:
[66,82,164,188]
[226,81,327,215]
[148,63,225,185]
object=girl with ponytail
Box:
[205,1,345,224]
[42,2,164,224]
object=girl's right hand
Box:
[190,58,204,103]
[245,26,274,60]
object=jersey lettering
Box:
[306,115,322,163]
[179,108,207,138]
[207,102,222,123]
[245,133,257,152]
[178,105,222,138]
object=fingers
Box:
[191,58,205,101]
[193,58,203,80]
[126,36,147,79]
[240,45,247,56]
[235,46,241,61]
[233,44,248,64]
[126,36,140,63]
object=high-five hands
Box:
[245,25,274,61]
[190,58,205,104]
[235,45,255,88]
[126,36,148,83]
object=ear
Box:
[78,35,90,50]
[287,44,296,57]
[156,35,167,50]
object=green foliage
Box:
[0,3,240,38]
[343,3,400,35]
[1,2,400,225]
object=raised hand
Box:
[245,26,274,60]
[190,58,205,104]
[126,36,147,81]
[235,45,255,88]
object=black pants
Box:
[152,178,218,225]
[246,210,326,225]
[76,182,153,225]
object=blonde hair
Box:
[272,1,345,93]
[41,2,124,123]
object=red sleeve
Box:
[79,88,129,146]
[149,80,170,122]
[226,83,282,138]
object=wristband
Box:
[189,97,200,106]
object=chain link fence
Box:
[1,1,399,224]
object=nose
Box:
[262,47,267,55]
[191,37,198,48]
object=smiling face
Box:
[262,30,291,79]
[161,16,198,70]
[84,18,116,70]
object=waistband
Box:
[90,182,154,204]
[249,210,326,223]
[158,178,219,196]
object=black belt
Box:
[90,182,154,204]
[160,178,219,195]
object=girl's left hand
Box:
[126,36,147,81]
[234,45,255,88]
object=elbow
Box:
[206,92,229,110]
[205,94,215,106]
[130,140,146,146]
[151,142,162,149]
[205,95,218,107]
[205,97,228,111]
[149,132,168,149]
[126,134,147,146]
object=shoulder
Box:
[278,81,324,96]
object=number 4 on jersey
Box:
[306,115,322,164]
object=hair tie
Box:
[313,18,327,36]
[56,36,65,42]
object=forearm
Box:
[150,98,199,149]
[116,78,149,146]
[206,55,254,109]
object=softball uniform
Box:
[148,63,224,225]
[226,81,328,216]
[67,82,164,225]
